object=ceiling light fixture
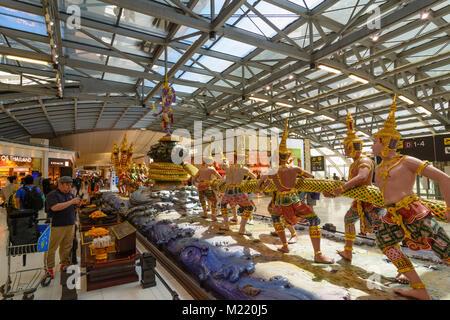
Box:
[370,33,380,42]
[6,55,49,65]
[249,97,268,103]
[265,85,271,91]
[348,74,369,84]
[288,74,294,80]
[420,11,430,20]
[321,115,334,121]
[209,31,216,41]
[298,108,315,114]
[275,102,293,108]
[357,131,369,137]
[417,106,432,115]
[398,95,414,105]
[318,64,341,74]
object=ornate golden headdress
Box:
[120,133,128,152]
[343,111,363,158]
[112,142,119,154]
[374,95,401,157]
[128,142,134,156]
[279,118,292,160]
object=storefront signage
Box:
[49,158,72,167]
[0,154,32,163]
[311,156,325,171]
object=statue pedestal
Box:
[147,136,191,187]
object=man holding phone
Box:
[44,176,81,279]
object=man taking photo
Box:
[44,176,81,279]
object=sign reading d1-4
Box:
[311,156,325,171]
[435,133,450,162]
[397,136,435,161]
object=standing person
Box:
[15,175,44,211]
[73,176,82,197]
[372,96,449,300]
[1,176,18,208]
[33,172,43,189]
[42,178,52,196]
[44,176,81,278]
[332,173,339,181]
[258,119,334,263]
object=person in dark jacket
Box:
[44,176,81,278]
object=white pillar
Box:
[43,151,49,178]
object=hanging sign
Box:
[311,156,325,171]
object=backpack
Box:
[22,186,44,211]
[6,185,19,214]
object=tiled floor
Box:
[1,194,448,300]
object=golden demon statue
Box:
[111,134,134,196]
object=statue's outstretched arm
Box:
[407,157,450,221]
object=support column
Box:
[304,139,311,172]
[43,151,49,178]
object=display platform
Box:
[80,224,139,292]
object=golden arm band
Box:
[416,161,430,176]
[358,163,372,170]
[314,251,322,255]
[409,283,426,289]
[344,246,353,252]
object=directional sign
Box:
[435,134,450,161]
[311,156,325,171]
[398,136,434,161]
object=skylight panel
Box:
[211,38,257,58]
[179,72,214,83]
[196,56,234,73]
[304,0,326,9]
[253,1,299,31]
[0,6,47,35]
[235,15,277,38]
[172,84,198,94]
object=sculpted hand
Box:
[332,187,343,197]
[322,191,335,198]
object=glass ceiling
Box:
[0,0,447,152]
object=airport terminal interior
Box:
[0,0,449,302]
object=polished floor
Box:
[253,194,450,235]
[1,194,448,300]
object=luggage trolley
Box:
[0,218,53,300]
